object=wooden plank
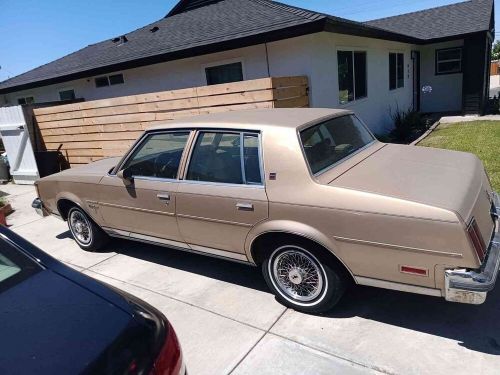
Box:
[195,78,272,97]
[274,86,307,100]
[197,90,274,107]
[271,76,308,88]
[43,130,143,143]
[273,96,309,108]
[34,87,199,116]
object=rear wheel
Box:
[67,206,108,251]
[262,242,346,313]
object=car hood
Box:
[41,157,121,184]
[330,143,486,221]
[0,269,134,374]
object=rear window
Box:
[300,115,374,174]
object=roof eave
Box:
[0,19,327,95]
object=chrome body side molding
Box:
[102,227,251,264]
[355,276,443,297]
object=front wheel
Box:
[67,206,108,251]
[262,243,346,313]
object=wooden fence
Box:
[33,76,308,167]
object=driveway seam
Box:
[268,331,396,375]
[227,308,288,374]
[82,254,119,272]
[84,268,272,332]
[10,217,44,229]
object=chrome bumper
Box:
[444,191,500,304]
[32,198,49,217]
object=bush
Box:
[0,197,6,208]
[389,108,427,143]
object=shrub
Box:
[0,197,6,208]
[389,107,427,143]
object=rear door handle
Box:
[157,193,171,204]
[236,202,254,211]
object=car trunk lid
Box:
[330,144,495,246]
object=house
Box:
[0,0,494,134]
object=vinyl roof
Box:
[0,0,494,94]
[149,108,353,130]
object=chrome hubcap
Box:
[272,248,324,302]
[70,210,92,245]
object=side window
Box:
[122,132,189,179]
[186,131,262,185]
[243,134,262,184]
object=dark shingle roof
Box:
[365,0,493,40]
[0,0,494,94]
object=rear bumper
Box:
[444,191,500,304]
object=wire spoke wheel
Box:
[272,247,324,302]
[69,209,92,245]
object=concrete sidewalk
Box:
[3,183,500,375]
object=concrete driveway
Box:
[3,183,500,375]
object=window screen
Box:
[436,48,462,74]
[389,53,404,90]
[205,62,243,85]
[59,89,76,101]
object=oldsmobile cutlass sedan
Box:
[33,109,499,313]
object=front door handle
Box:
[157,193,171,204]
[236,202,254,211]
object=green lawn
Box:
[418,121,500,191]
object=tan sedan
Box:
[33,108,500,313]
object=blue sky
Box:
[0,0,496,82]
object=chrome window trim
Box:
[182,129,265,187]
[111,129,193,176]
[297,114,377,178]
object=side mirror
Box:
[117,168,133,186]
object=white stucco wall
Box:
[419,40,463,113]
[2,32,459,133]
[265,33,418,134]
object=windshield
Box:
[0,235,40,293]
[300,115,374,174]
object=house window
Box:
[109,74,124,85]
[389,53,404,90]
[436,48,462,75]
[337,50,367,104]
[205,62,243,85]
[95,76,109,88]
[59,89,76,101]
[17,96,34,105]
[95,73,125,88]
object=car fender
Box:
[55,192,97,222]
[244,219,352,275]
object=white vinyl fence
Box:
[0,105,39,184]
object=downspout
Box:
[265,42,271,77]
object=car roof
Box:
[148,108,353,131]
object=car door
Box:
[98,130,191,246]
[176,130,268,258]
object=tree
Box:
[492,40,500,60]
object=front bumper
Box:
[32,198,49,217]
[444,191,500,304]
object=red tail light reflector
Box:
[400,265,428,276]
[467,218,486,262]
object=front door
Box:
[99,131,191,245]
[176,131,268,257]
